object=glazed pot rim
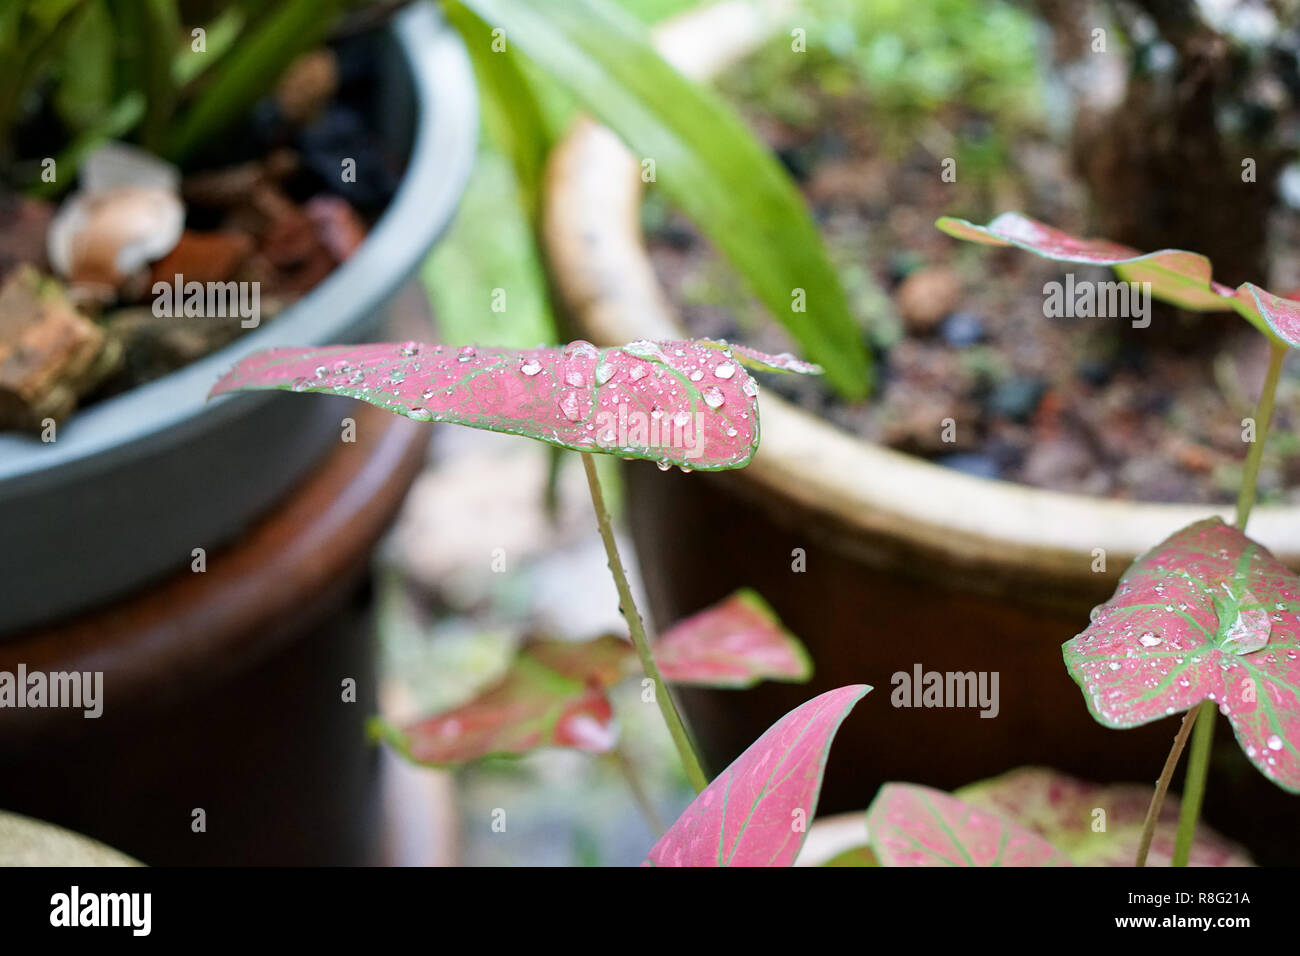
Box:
[0,3,478,491]
[539,2,1300,587]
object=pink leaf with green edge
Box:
[574,588,816,692]
[1063,517,1300,793]
[645,684,870,867]
[713,342,823,375]
[1236,282,1300,347]
[654,588,812,688]
[937,212,1300,345]
[954,767,1252,867]
[866,782,1072,867]
[208,338,820,470]
[372,636,631,766]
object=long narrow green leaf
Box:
[457,0,871,398]
[52,0,114,133]
[164,0,344,163]
[443,0,552,223]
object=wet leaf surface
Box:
[210,338,821,470]
[1064,517,1300,792]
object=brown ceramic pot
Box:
[539,4,1300,863]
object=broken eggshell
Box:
[47,144,185,301]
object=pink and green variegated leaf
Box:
[373,636,631,766]
[208,338,815,470]
[1063,517,1300,792]
[866,783,1072,866]
[937,212,1232,310]
[655,589,812,688]
[645,685,870,866]
[955,767,1252,867]
[938,212,1300,345]
[712,342,823,375]
[1237,283,1300,347]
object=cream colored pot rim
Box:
[540,1,1300,583]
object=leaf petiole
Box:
[579,452,709,792]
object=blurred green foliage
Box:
[720,0,1043,172]
[1,0,349,178]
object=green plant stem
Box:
[579,452,709,793]
[1140,340,1284,866]
[1133,704,1199,867]
[1172,700,1217,866]
[1235,339,1286,531]
[611,744,664,837]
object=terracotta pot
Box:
[540,4,1300,863]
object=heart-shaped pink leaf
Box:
[866,782,1072,866]
[938,212,1300,345]
[955,767,1252,867]
[374,636,631,766]
[654,589,812,688]
[645,685,869,866]
[1064,517,1300,792]
[209,338,813,470]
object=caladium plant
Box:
[865,782,1072,867]
[820,768,1251,868]
[210,338,812,471]
[653,588,813,689]
[937,212,1300,346]
[212,336,821,797]
[371,589,813,766]
[646,685,869,867]
[1065,518,1300,792]
[955,767,1252,868]
[372,636,631,766]
[946,212,1300,867]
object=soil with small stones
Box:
[0,32,405,427]
[645,66,1300,505]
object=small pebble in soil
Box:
[935,453,1000,479]
[988,377,1046,423]
[940,311,985,347]
[896,266,962,335]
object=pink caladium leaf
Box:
[866,782,1072,866]
[955,767,1252,867]
[937,212,1300,345]
[1064,517,1300,792]
[209,338,822,470]
[712,342,824,375]
[373,636,631,766]
[654,589,813,688]
[645,685,870,866]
